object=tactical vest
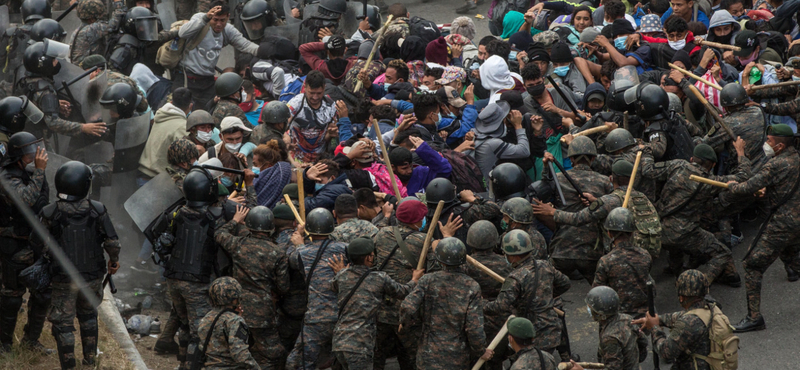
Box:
[643,118,694,161]
[41,200,109,280]
[611,189,662,258]
[2,25,32,83]
[164,206,222,283]
[108,33,143,75]
[0,164,49,236]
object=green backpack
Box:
[612,189,662,258]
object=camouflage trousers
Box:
[286,320,335,369]
[167,278,212,366]
[277,312,303,363]
[551,258,598,285]
[250,327,285,369]
[743,225,800,318]
[48,278,104,369]
[335,350,374,370]
[662,226,737,283]
[0,240,49,348]
[373,322,419,370]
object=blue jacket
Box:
[405,141,453,195]
[302,172,353,213]
[390,101,479,145]
[661,8,709,28]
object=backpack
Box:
[440,149,487,193]
[687,303,739,370]
[756,31,789,63]
[490,0,534,33]
[156,20,210,70]
[612,189,662,258]
[408,16,441,44]
[279,76,306,103]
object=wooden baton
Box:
[689,174,729,188]
[560,125,612,143]
[750,79,800,91]
[622,151,642,208]
[296,168,306,222]
[699,40,741,51]
[417,200,445,270]
[668,63,722,91]
[371,119,403,200]
[686,83,736,140]
[283,194,311,237]
[471,315,516,370]
[354,15,395,93]
[557,362,606,370]
[467,256,505,283]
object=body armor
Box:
[164,206,222,283]
[642,118,694,161]
[2,24,32,84]
[108,33,143,75]
[40,200,110,281]
[0,164,49,236]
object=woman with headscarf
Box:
[251,140,293,208]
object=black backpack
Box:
[408,16,441,44]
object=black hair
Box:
[510,335,533,347]
[210,0,229,16]
[351,98,374,124]
[334,194,359,218]
[521,62,543,82]
[486,39,511,59]
[389,146,413,166]
[479,35,497,47]
[604,0,626,20]
[424,67,445,80]
[241,79,254,95]
[350,253,373,265]
[613,174,630,186]
[412,93,440,120]
[664,15,689,34]
[318,159,340,178]
[388,3,408,18]
[790,44,800,57]
[720,0,745,10]
[305,70,326,89]
[601,60,618,81]
[353,188,379,208]
[394,128,421,146]
[220,126,244,135]
[172,87,193,110]
[387,59,410,82]
[570,6,593,26]
[651,0,672,15]
[370,105,398,121]
[687,21,707,36]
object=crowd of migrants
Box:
[2,0,800,368]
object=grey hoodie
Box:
[179,13,259,76]
[708,10,741,41]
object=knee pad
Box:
[0,296,24,313]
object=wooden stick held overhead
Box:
[371,119,403,200]
[699,40,741,51]
[750,79,800,91]
[685,84,736,140]
[689,174,730,188]
[471,315,516,370]
[622,151,642,208]
[296,168,306,222]
[354,15,395,93]
[283,194,311,237]
[559,125,612,143]
[668,63,722,91]
[467,256,505,283]
[417,200,445,270]
[557,362,606,370]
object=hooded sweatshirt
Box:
[707,10,740,45]
[480,55,517,104]
[138,103,189,178]
[581,82,607,116]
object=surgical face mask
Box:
[500,219,509,231]
[315,182,325,191]
[419,217,427,231]
[384,83,392,91]
[196,130,213,143]
[553,65,569,77]
[614,36,628,51]
[603,19,611,26]
[447,111,457,119]
[527,84,546,97]
[225,142,242,152]
[193,160,199,166]
[738,51,758,66]
[763,142,775,157]
[668,39,686,51]
[251,166,261,175]
[241,91,248,103]
[220,177,233,187]
[792,75,800,81]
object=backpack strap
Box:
[536,348,546,370]
[207,145,216,159]
[192,308,234,370]
[393,226,418,269]
[337,269,372,319]
[304,239,331,287]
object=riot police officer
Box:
[107,6,177,75]
[29,18,67,42]
[239,0,280,41]
[0,96,43,150]
[425,177,503,245]
[155,167,224,370]
[0,0,51,84]
[298,0,347,45]
[488,163,527,204]
[0,131,50,352]
[32,161,121,369]
[626,82,694,162]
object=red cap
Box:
[396,199,427,224]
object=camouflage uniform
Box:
[640,149,749,282]
[728,146,800,319]
[400,267,487,370]
[215,220,290,369]
[647,300,712,370]
[702,105,768,173]
[593,239,652,316]
[465,249,512,370]
[13,76,85,142]
[212,99,251,128]
[197,308,259,370]
[286,238,347,369]
[272,228,306,362]
[596,313,641,370]
[509,347,558,370]
[751,83,800,124]
[373,224,427,370]
[329,217,379,244]
[70,0,126,66]
[483,254,571,352]
[593,147,659,202]
[544,163,613,283]
[108,71,150,113]
[331,264,416,369]
[251,123,285,146]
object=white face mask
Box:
[668,39,686,51]
[225,142,242,152]
[763,142,775,158]
[241,91,248,103]
[793,75,800,81]
[196,130,213,143]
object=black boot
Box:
[154,340,180,355]
[785,264,799,282]
[715,272,742,288]
[78,312,98,365]
[22,290,50,346]
[52,325,77,370]
[0,296,23,349]
[733,316,766,333]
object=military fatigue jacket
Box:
[373,224,426,325]
[598,313,640,370]
[329,217,379,244]
[593,240,652,316]
[509,346,558,370]
[198,309,260,370]
[702,105,768,171]
[288,238,347,323]
[651,300,712,370]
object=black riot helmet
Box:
[317,0,347,19]
[215,72,244,97]
[306,208,336,235]
[241,0,276,41]
[100,83,139,120]
[489,163,527,201]
[124,7,159,41]
[21,0,52,23]
[425,178,458,206]
[355,4,382,31]
[31,19,68,43]
[23,41,66,77]
[626,82,669,121]
[55,161,94,201]
[0,96,44,135]
[720,83,748,108]
[5,132,43,164]
[246,206,275,233]
[183,166,218,207]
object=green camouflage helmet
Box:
[585,285,620,319]
[77,0,107,21]
[604,207,636,233]
[567,135,598,157]
[209,276,242,307]
[167,138,199,166]
[604,128,636,153]
[186,110,215,132]
[501,229,534,256]
[466,220,499,251]
[500,197,534,224]
[507,317,536,339]
[676,269,708,297]
[436,237,466,266]
[347,237,375,258]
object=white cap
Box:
[220,117,252,132]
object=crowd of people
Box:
[2,0,800,368]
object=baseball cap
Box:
[733,30,758,58]
[220,117,252,132]
[436,86,466,108]
[343,140,374,163]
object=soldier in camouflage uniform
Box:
[0,0,50,85]
[215,205,289,369]
[593,208,652,317]
[633,270,714,370]
[506,317,559,370]
[703,84,768,173]
[330,194,379,243]
[579,286,643,370]
[329,238,422,369]
[79,55,149,114]
[499,197,547,258]
[640,143,747,285]
[253,101,290,145]
[285,208,348,369]
[542,137,614,283]
[483,230,571,353]
[212,73,251,128]
[372,198,429,370]
[31,161,120,369]
[70,0,126,66]
[197,277,259,370]
[400,237,493,369]
[592,128,658,202]
[464,221,512,370]
[425,178,502,244]
[727,124,800,332]
[270,204,305,365]
[747,59,800,124]
[0,133,50,352]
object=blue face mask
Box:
[315,182,325,191]
[384,83,392,91]
[603,20,611,26]
[419,217,427,231]
[193,160,199,166]
[220,177,233,187]
[447,112,457,119]
[553,65,569,77]
[251,166,261,175]
[509,51,518,60]
[614,36,628,51]
[435,113,442,124]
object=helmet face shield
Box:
[43,39,70,59]
[623,85,639,106]
[19,139,44,159]
[101,104,118,125]
[243,15,267,40]
[135,16,159,41]
[21,97,44,124]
